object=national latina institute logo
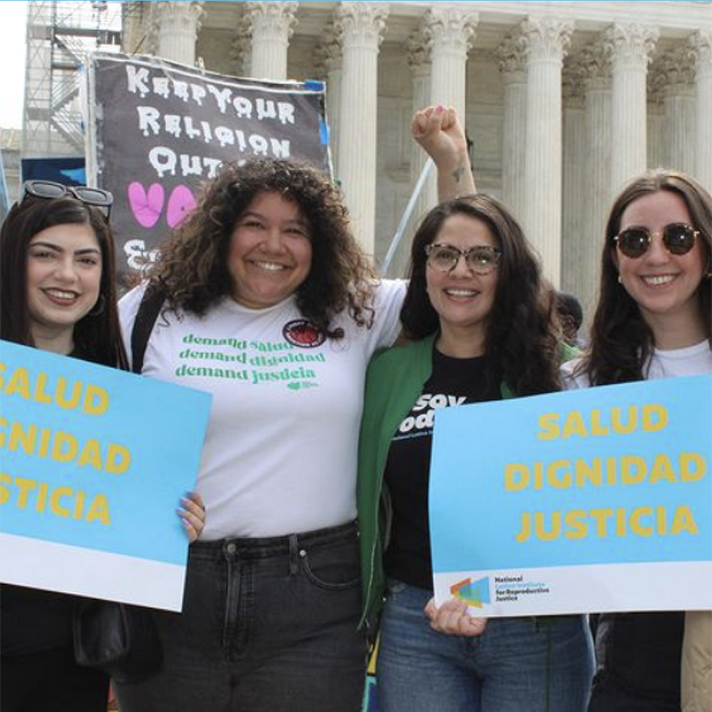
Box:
[450,577,491,608]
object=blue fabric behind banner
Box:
[21,157,87,186]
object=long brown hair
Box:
[582,170,712,386]
[0,196,128,369]
[401,194,561,396]
[145,158,377,338]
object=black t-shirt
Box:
[383,346,501,590]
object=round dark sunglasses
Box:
[21,180,113,219]
[614,223,698,259]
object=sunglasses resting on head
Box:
[20,180,114,220]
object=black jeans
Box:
[588,611,684,712]
[115,521,367,712]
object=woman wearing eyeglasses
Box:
[0,182,206,712]
[357,194,594,712]
[561,170,712,712]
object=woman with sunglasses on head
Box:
[358,194,594,712]
[0,182,206,712]
[561,169,712,712]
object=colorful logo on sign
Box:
[450,577,490,608]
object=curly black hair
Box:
[145,158,377,338]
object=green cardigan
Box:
[356,334,577,629]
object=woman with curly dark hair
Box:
[562,170,712,712]
[142,158,378,336]
[358,194,594,712]
[115,106,475,712]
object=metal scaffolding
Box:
[22,0,123,158]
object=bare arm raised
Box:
[411,104,476,201]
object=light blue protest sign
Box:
[0,340,211,611]
[430,375,712,616]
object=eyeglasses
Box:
[21,180,113,219]
[614,223,698,259]
[425,243,501,275]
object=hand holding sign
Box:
[424,597,488,637]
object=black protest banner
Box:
[86,52,330,285]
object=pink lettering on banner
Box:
[127,182,197,229]
[166,185,197,228]
[128,182,164,228]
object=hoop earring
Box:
[617,274,622,284]
[89,295,105,316]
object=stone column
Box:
[230,28,252,77]
[122,2,147,55]
[495,33,527,221]
[335,1,389,256]
[406,28,437,227]
[152,1,204,66]
[647,66,666,169]
[579,42,612,321]
[314,22,343,174]
[647,104,665,171]
[604,23,658,192]
[243,1,298,81]
[421,7,478,121]
[689,31,712,190]
[658,47,696,175]
[561,60,586,308]
[520,16,573,286]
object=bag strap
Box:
[130,285,166,374]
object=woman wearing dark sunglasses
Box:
[562,169,712,712]
[358,194,594,712]
[0,183,205,712]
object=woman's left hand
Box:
[178,491,206,543]
[424,597,487,637]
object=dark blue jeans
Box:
[115,522,367,712]
[377,580,594,712]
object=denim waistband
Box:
[190,520,358,562]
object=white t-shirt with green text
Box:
[119,280,406,539]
